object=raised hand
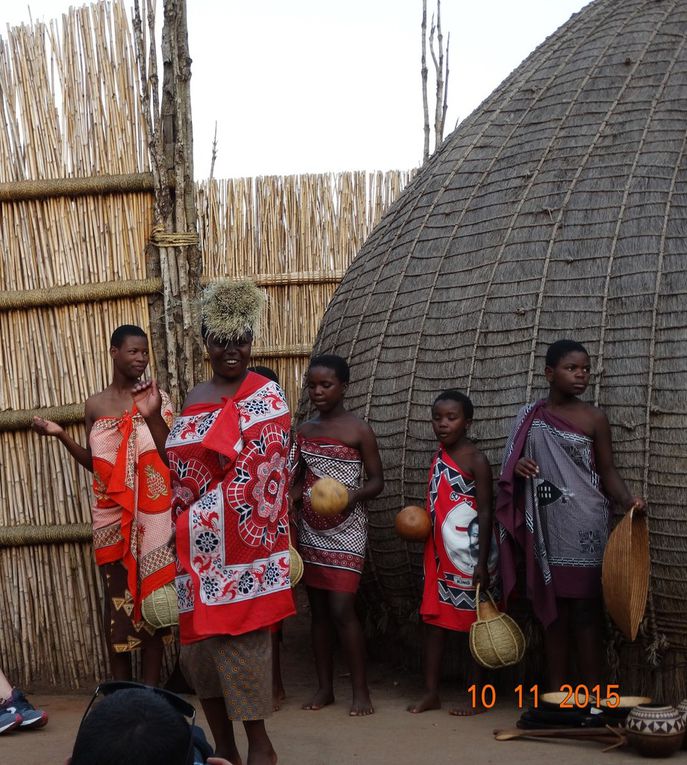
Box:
[32,416,64,438]
[131,379,162,419]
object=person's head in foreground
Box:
[67,684,230,765]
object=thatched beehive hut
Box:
[310,0,687,695]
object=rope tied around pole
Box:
[149,224,199,247]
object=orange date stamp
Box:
[467,683,621,709]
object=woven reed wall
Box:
[197,172,411,407]
[0,3,411,688]
[310,0,687,698]
[0,1,152,689]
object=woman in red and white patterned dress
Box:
[135,281,295,765]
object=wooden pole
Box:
[0,172,156,201]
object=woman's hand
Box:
[32,416,64,438]
[345,489,360,512]
[132,380,162,419]
[472,563,490,592]
[514,457,539,478]
[627,496,647,514]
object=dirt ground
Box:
[1,607,649,765]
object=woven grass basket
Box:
[602,504,650,641]
[469,584,526,669]
[289,544,303,587]
[141,582,179,629]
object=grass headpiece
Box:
[201,279,265,343]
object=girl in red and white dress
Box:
[408,389,499,716]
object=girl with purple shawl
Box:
[496,340,645,690]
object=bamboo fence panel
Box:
[198,171,413,408]
[0,1,154,689]
[0,4,412,689]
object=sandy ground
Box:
[1,607,649,765]
[0,682,649,765]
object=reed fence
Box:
[0,1,411,689]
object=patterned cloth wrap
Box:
[166,372,296,644]
[89,392,176,620]
[100,561,173,653]
[294,436,367,593]
[420,448,499,632]
[496,400,610,627]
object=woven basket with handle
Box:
[602,503,650,641]
[469,584,526,669]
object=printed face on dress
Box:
[545,350,591,397]
[205,332,252,379]
[467,518,480,560]
[431,399,471,447]
[110,335,149,381]
[307,365,347,413]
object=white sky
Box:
[3,0,591,178]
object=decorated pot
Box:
[625,704,685,758]
[677,700,687,750]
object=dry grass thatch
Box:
[309,0,687,698]
[0,2,411,688]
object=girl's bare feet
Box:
[449,699,488,716]
[349,689,374,716]
[302,688,335,710]
[407,691,441,713]
[272,685,286,711]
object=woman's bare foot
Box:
[246,744,277,765]
[407,691,441,713]
[302,688,335,710]
[272,685,286,711]
[349,689,374,716]
[448,699,488,716]
[216,745,242,765]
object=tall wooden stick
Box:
[430,7,443,146]
[209,121,218,180]
[421,0,430,161]
[421,0,450,160]
[133,0,202,404]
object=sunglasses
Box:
[78,681,196,764]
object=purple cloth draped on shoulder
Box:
[495,400,609,627]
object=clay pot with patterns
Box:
[676,700,687,749]
[624,704,685,758]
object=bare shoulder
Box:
[587,402,610,433]
[85,389,109,419]
[465,443,492,475]
[182,381,212,409]
[344,413,378,448]
[345,411,374,434]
